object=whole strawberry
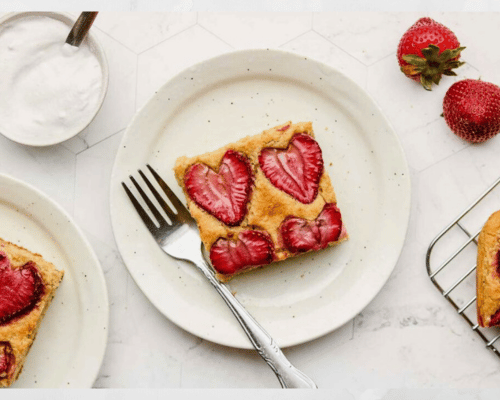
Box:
[443,79,500,143]
[397,17,465,90]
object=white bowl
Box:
[0,12,109,146]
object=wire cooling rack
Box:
[426,176,500,359]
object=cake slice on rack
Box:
[476,210,500,327]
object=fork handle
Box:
[194,258,317,389]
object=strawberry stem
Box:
[402,44,466,91]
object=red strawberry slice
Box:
[490,308,500,327]
[496,250,500,276]
[0,252,45,326]
[0,342,15,380]
[184,150,253,226]
[280,203,343,253]
[210,230,275,276]
[259,133,323,204]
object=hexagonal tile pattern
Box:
[93,12,197,54]
[75,130,124,247]
[197,12,312,49]
[83,230,189,389]
[416,146,494,245]
[430,12,500,83]
[133,0,194,12]
[280,30,367,89]
[193,0,322,12]
[398,118,469,173]
[26,0,130,10]
[313,12,423,66]
[366,52,481,137]
[0,136,76,215]
[136,24,232,109]
[5,11,500,389]
[0,4,47,12]
[61,28,138,154]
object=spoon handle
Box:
[66,12,98,47]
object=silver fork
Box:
[122,165,317,389]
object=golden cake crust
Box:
[174,122,347,280]
[476,210,500,327]
[0,238,63,388]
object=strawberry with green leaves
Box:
[397,17,465,90]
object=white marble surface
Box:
[2,12,500,391]
[3,0,500,12]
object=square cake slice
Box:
[0,239,63,388]
[477,210,500,328]
[174,121,347,281]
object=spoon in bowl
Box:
[65,12,98,47]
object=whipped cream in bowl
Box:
[0,12,109,146]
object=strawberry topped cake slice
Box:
[477,210,500,328]
[0,239,63,388]
[174,122,347,281]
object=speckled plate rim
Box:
[110,48,411,349]
[0,12,109,147]
[0,173,109,387]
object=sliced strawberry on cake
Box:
[259,133,323,204]
[184,150,253,226]
[210,230,275,276]
[0,258,45,326]
[280,203,345,253]
[0,342,15,382]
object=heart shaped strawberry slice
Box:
[0,252,45,326]
[259,133,324,204]
[280,203,343,253]
[184,150,253,226]
[210,230,275,276]
[0,342,15,381]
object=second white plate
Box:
[110,49,411,349]
[0,174,108,387]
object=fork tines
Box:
[122,165,188,232]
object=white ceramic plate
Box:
[0,174,108,387]
[110,49,411,349]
